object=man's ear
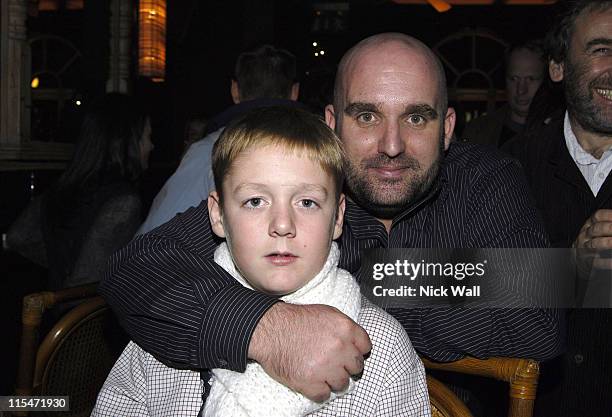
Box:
[332,193,346,240]
[443,107,456,151]
[208,191,226,238]
[290,83,300,101]
[549,59,565,82]
[325,104,336,130]
[230,80,241,104]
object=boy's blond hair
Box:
[212,106,345,203]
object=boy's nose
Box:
[269,207,296,237]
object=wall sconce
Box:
[138,0,166,82]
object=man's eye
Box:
[356,113,376,124]
[244,198,263,208]
[408,114,426,126]
[298,199,319,209]
[593,47,610,55]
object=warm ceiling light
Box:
[392,0,557,5]
[392,0,491,4]
[429,0,451,12]
[505,0,557,3]
[38,0,58,11]
[31,77,40,88]
[65,0,84,9]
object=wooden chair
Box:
[427,374,474,417]
[14,283,125,417]
[422,356,540,417]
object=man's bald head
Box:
[333,33,448,115]
[324,32,456,224]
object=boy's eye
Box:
[244,197,263,208]
[298,199,318,209]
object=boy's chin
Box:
[250,278,304,297]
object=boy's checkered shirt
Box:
[93,297,430,417]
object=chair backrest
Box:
[16,285,126,417]
[427,375,474,417]
[35,297,122,416]
[422,356,540,417]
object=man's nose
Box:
[268,206,296,238]
[378,121,405,158]
[516,78,528,96]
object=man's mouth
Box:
[369,166,411,179]
[595,88,612,101]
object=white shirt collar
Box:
[564,111,612,165]
[564,112,599,165]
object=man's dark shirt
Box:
[101,142,561,371]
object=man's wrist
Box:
[248,301,288,363]
[202,284,278,371]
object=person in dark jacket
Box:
[505,2,612,416]
[463,40,546,148]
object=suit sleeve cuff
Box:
[199,283,279,372]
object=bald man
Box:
[463,41,546,148]
[102,33,561,402]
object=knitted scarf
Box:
[203,242,362,417]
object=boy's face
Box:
[208,145,345,296]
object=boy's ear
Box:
[208,191,226,238]
[333,193,346,240]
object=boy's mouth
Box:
[265,252,298,266]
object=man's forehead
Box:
[346,42,430,74]
[342,58,441,107]
[507,50,544,74]
[572,8,612,48]
[509,49,542,66]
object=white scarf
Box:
[203,242,362,417]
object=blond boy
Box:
[93,107,429,416]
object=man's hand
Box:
[573,210,612,307]
[575,209,612,249]
[248,302,371,402]
[574,209,612,270]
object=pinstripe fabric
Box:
[92,298,430,417]
[100,141,562,372]
[342,142,562,362]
